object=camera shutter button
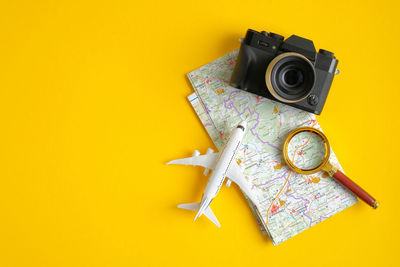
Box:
[307,94,319,106]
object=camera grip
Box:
[332,170,379,208]
[230,46,251,89]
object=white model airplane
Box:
[167,118,258,227]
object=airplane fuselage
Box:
[199,124,246,211]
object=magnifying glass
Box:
[283,127,379,209]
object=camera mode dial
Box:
[261,31,269,36]
[319,49,334,57]
[270,32,284,41]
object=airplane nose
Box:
[239,119,247,129]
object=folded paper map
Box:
[187,50,357,245]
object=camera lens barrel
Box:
[265,52,316,103]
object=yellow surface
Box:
[0,0,399,266]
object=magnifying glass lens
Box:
[286,131,326,170]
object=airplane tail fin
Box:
[178,203,220,227]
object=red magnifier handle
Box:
[332,170,379,208]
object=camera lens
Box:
[265,53,316,103]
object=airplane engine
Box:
[192,150,200,157]
[203,148,214,176]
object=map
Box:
[186,50,357,245]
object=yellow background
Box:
[0,0,399,266]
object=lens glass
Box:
[283,69,304,87]
[286,131,326,170]
[268,54,315,102]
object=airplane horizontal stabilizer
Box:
[203,206,220,227]
[178,202,200,211]
[177,202,220,227]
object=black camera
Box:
[231,29,338,115]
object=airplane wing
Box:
[167,152,219,170]
[226,162,258,205]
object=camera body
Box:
[231,29,338,115]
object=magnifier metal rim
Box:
[283,127,331,175]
